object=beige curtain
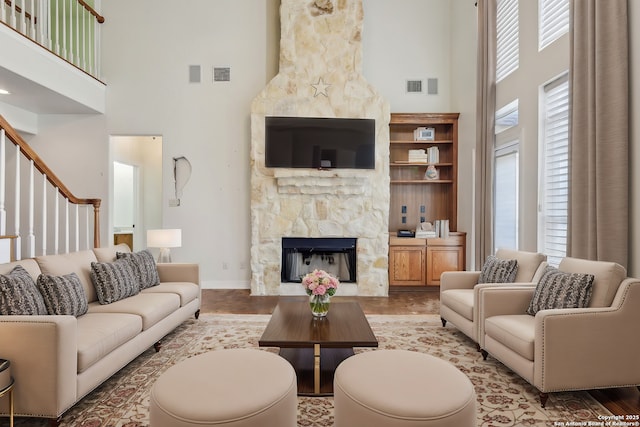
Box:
[474,0,497,268]
[569,0,629,267]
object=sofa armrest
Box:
[476,286,536,348]
[533,278,640,392]
[157,263,200,285]
[440,271,481,292]
[0,315,77,418]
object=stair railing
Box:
[0,0,105,79]
[0,114,101,260]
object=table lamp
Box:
[147,229,182,263]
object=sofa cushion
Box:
[558,257,626,308]
[485,314,536,361]
[526,265,594,315]
[36,250,99,303]
[76,313,143,373]
[141,282,199,306]
[92,243,132,263]
[495,248,547,282]
[36,272,88,316]
[90,259,139,305]
[116,250,160,290]
[87,293,180,330]
[0,266,47,315]
[478,255,518,284]
[440,289,474,321]
[0,259,41,279]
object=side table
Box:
[0,377,14,427]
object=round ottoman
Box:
[149,349,297,427]
[334,350,476,427]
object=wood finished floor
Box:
[201,289,640,416]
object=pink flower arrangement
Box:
[302,269,339,296]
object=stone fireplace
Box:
[250,0,390,296]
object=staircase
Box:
[0,114,101,262]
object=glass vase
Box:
[310,293,331,318]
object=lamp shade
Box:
[147,229,182,248]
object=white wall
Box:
[23,0,479,288]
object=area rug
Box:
[13,314,611,426]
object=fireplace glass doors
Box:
[281,237,356,283]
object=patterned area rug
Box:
[12,314,611,427]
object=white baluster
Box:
[74,203,79,251]
[0,129,6,236]
[14,145,21,260]
[53,0,59,55]
[10,0,16,29]
[29,0,36,39]
[42,174,47,256]
[81,5,86,71]
[64,197,69,253]
[61,0,66,60]
[85,206,90,249]
[27,160,35,258]
[54,188,59,254]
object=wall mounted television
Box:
[264,116,375,169]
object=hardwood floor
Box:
[201,289,640,416]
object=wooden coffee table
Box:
[259,298,378,396]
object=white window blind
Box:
[496,0,519,82]
[494,142,519,251]
[539,0,569,50]
[539,74,569,266]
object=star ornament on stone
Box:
[311,77,331,97]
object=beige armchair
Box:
[477,257,640,407]
[439,248,546,344]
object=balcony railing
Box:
[0,0,104,79]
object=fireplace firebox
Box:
[281,237,357,283]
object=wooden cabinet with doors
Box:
[388,237,426,286]
[388,113,465,287]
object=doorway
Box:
[110,136,163,251]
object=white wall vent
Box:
[406,79,423,93]
[214,67,231,82]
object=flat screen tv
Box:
[265,116,375,169]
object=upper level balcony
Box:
[0,0,106,134]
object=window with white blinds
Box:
[539,0,569,50]
[538,74,569,266]
[494,141,519,251]
[496,0,519,82]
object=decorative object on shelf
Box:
[147,229,182,263]
[408,149,429,163]
[425,164,439,180]
[302,269,339,318]
[427,146,439,163]
[416,222,436,238]
[414,127,435,141]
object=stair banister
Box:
[0,114,101,254]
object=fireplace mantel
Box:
[274,169,374,195]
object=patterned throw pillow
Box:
[0,265,47,315]
[526,265,594,315]
[36,272,88,316]
[116,249,160,290]
[478,255,519,284]
[90,258,139,305]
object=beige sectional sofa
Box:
[0,244,200,422]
